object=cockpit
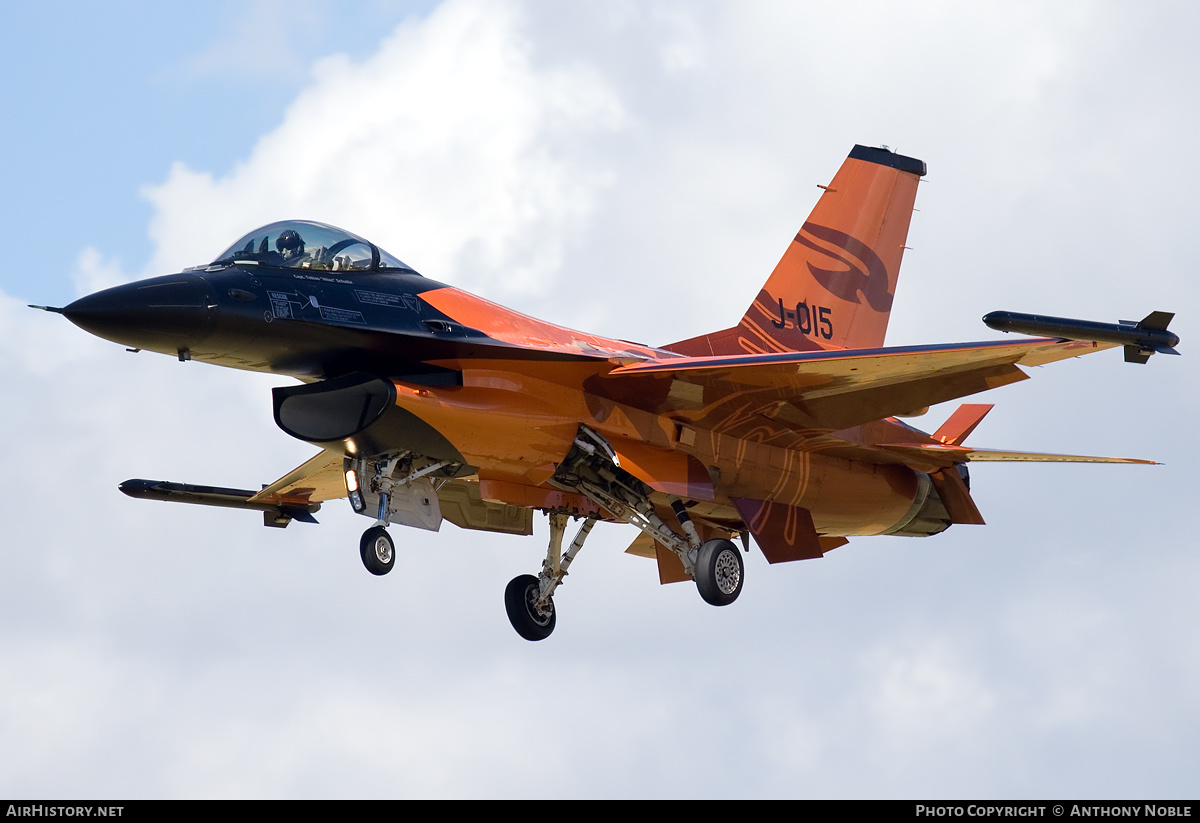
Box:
[212,220,414,273]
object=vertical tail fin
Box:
[666,145,926,356]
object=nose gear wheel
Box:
[359,525,395,576]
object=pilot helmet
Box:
[276,229,305,258]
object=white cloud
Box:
[141,0,624,300]
[865,640,998,743]
[71,247,129,296]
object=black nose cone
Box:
[63,273,219,353]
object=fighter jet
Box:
[35,145,1179,640]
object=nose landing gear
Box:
[360,525,395,576]
[347,453,453,578]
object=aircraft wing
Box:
[254,451,533,536]
[248,450,348,506]
[116,450,346,529]
[605,337,1116,431]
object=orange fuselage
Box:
[394,358,924,538]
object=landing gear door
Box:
[385,476,442,532]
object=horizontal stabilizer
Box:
[874,443,1158,465]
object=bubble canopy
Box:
[212,220,413,273]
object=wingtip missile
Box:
[983,310,1180,363]
[119,478,319,527]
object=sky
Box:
[2,0,1198,799]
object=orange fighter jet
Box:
[37,145,1180,640]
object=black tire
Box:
[504,574,556,641]
[359,526,395,576]
[694,538,743,606]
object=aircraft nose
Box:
[63,273,219,355]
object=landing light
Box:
[345,466,367,513]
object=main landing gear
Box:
[694,538,743,606]
[345,433,748,641]
[504,574,556,641]
[503,426,747,641]
[504,512,595,641]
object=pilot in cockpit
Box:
[276,229,308,263]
